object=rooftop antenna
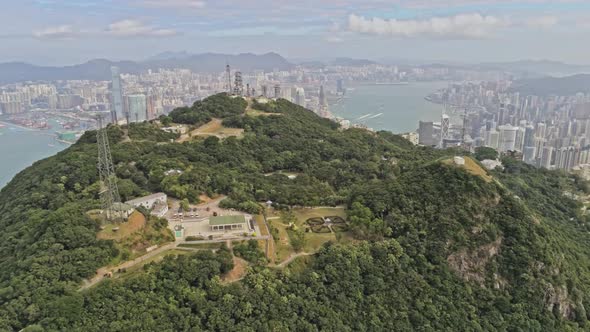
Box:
[96,113,123,222]
[225,63,232,94]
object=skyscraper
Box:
[418,121,435,146]
[498,125,518,152]
[110,66,124,124]
[523,146,537,165]
[127,94,147,123]
[319,85,327,108]
[295,87,305,107]
[486,130,500,149]
[540,146,554,169]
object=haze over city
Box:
[2,0,590,65]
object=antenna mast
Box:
[226,63,232,94]
[97,114,122,222]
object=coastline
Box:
[0,120,39,132]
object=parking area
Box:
[166,197,261,241]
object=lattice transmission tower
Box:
[96,114,122,222]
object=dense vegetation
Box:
[167,93,247,126]
[1,93,590,331]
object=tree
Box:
[289,228,306,252]
[180,199,190,211]
[474,147,498,161]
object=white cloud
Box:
[106,20,178,37]
[524,16,558,28]
[140,0,206,9]
[348,13,507,39]
[33,25,77,39]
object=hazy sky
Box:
[1,0,589,65]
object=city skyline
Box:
[1,0,590,65]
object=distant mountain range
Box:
[478,60,590,77]
[512,74,590,96]
[0,52,293,84]
[2,53,590,85]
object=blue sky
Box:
[1,0,589,65]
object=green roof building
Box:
[209,215,247,232]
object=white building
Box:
[498,125,519,152]
[401,132,419,145]
[486,130,500,149]
[125,193,168,217]
[481,159,504,171]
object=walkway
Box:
[275,252,314,268]
[79,242,176,291]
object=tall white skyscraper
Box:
[110,66,124,124]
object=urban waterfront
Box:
[330,81,449,133]
[0,82,449,188]
[0,121,68,188]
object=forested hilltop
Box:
[1,94,590,331]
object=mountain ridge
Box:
[0,52,293,84]
[1,94,590,330]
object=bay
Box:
[330,81,448,133]
[0,121,68,189]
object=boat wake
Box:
[368,113,383,119]
[356,113,373,120]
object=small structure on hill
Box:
[125,193,168,217]
[209,215,248,232]
[111,202,134,219]
[162,125,187,134]
[454,156,466,165]
[481,159,504,171]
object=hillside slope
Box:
[0,94,590,331]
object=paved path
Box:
[275,252,314,268]
[79,243,176,291]
[79,235,270,291]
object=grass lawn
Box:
[98,211,145,240]
[265,207,349,260]
[443,156,493,183]
[254,215,274,262]
[246,108,282,117]
[271,220,295,263]
[191,119,244,139]
[283,254,313,273]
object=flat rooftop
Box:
[126,192,167,205]
[209,215,246,226]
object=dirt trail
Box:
[222,257,249,283]
[275,252,314,268]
